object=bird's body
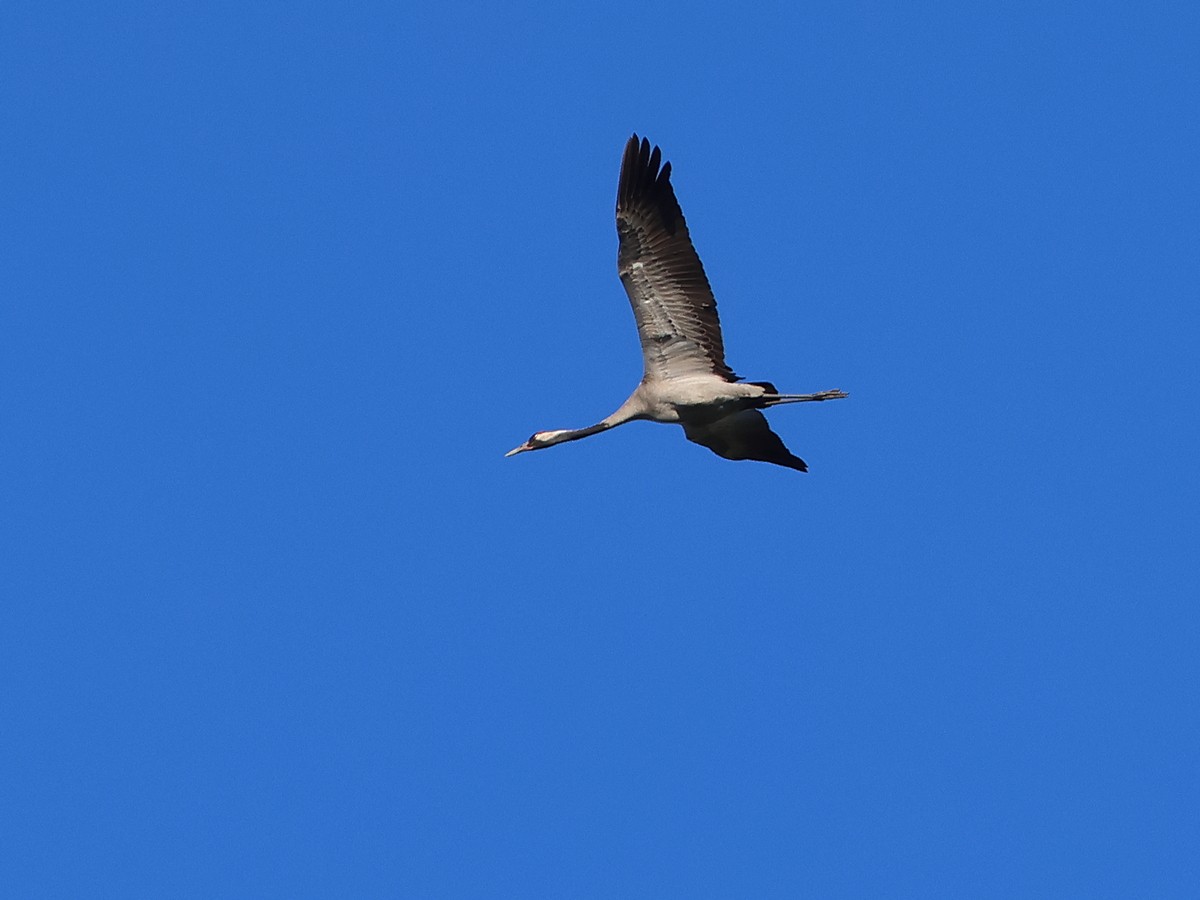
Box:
[613,376,764,424]
[507,135,847,472]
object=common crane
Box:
[506,135,847,472]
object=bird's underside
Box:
[505,134,848,472]
[627,377,845,472]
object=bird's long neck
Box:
[543,422,610,447]
[546,389,648,447]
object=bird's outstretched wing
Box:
[681,410,808,472]
[616,135,738,383]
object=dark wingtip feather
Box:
[617,135,682,237]
[624,134,640,168]
[618,135,672,207]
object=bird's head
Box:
[505,430,570,457]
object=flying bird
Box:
[506,135,847,472]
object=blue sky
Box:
[4,1,1199,895]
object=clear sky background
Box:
[4,2,1199,896]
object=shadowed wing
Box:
[616,135,739,382]
[681,410,808,472]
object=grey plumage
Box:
[506,135,847,471]
[616,137,737,382]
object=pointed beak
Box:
[504,443,530,458]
